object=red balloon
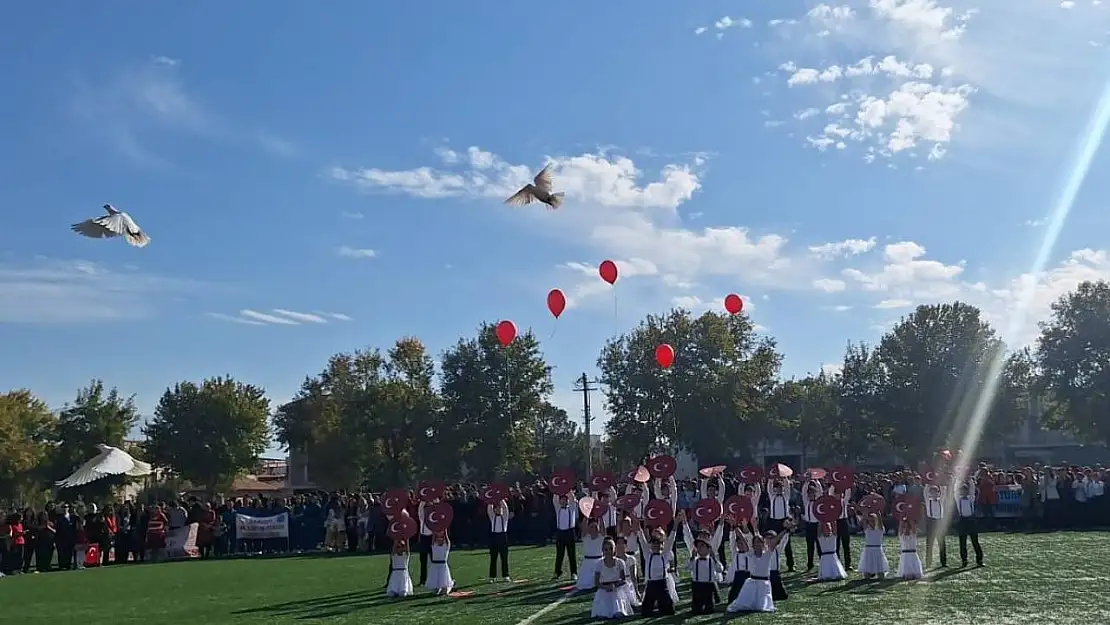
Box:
[724,293,744,315]
[495,320,517,347]
[599,260,619,285]
[547,289,566,319]
[655,343,675,369]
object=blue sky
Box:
[3,1,1110,455]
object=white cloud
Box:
[809,237,878,259]
[341,211,365,219]
[695,26,708,35]
[208,309,347,327]
[875,298,913,308]
[0,258,216,323]
[715,16,754,32]
[70,57,295,166]
[822,362,845,376]
[337,246,377,259]
[763,2,1110,163]
[813,278,848,292]
[331,145,702,211]
[271,309,327,323]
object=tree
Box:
[52,380,140,499]
[144,376,271,494]
[598,308,781,466]
[874,302,1022,460]
[533,402,585,476]
[439,322,554,479]
[772,374,838,463]
[1036,280,1110,443]
[372,337,440,485]
[830,342,889,463]
[0,390,57,503]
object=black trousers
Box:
[642,579,675,616]
[22,539,36,572]
[924,517,947,566]
[766,518,794,569]
[956,518,983,565]
[836,518,852,567]
[417,534,433,585]
[488,532,509,578]
[727,571,749,602]
[554,529,577,576]
[804,522,819,568]
[770,570,788,600]
[56,540,74,570]
[690,581,715,614]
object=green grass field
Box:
[2,532,1107,624]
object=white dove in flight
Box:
[504,164,564,210]
[71,204,151,248]
[55,443,153,489]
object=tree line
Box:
[2,280,1109,499]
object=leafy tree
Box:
[0,390,57,503]
[439,322,554,479]
[599,308,781,465]
[830,342,888,463]
[372,337,440,485]
[874,302,1023,460]
[1036,280,1110,443]
[533,402,585,475]
[144,376,271,495]
[52,380,140,499]
[772,374,838,463]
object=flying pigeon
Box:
[55,443,153,489]
[71,204,151,248]
[504,164,564,210]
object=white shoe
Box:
[488,578,495,583]
[503,577,512,582]
[572,574,578,581]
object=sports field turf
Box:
[2,532,1107,624]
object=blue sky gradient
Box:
[3,1,1110,454]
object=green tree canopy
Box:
[144,376,271,494]
[598,308,781,466]
[1036,280,1110,443]
[439,322,554,480]
[52,380,140,499]
[0,389,57,503]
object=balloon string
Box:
[612,290,619,334]
[547,319,558,342]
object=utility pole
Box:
[574,372,601,472]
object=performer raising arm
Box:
[727,520,794,614]
[830,482,853,570]
[723,516,752,603]
[815,522,847,582]
[636,520,679,616]
[551,491,578,581]
[385,538,414,598]
[486,499,511,583]
[923,482,948,568]
[765,476,795,572]
[575,517,606,592]
[687,534,725,615]
[896,519,924,580]
[425,529,455,595]
[800,479,821,571]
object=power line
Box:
[573,372,601,472]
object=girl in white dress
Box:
[858,513,889,579]
[577,518,606,592]
[425,530,454,595]
[591,537,634,619]
[816,522,847,581]
[896,519,924,580]
[386,539,414,598]
[325,506,345,552]
[614,536,641,608]
[724,520,751,603]
[727,521,793,613]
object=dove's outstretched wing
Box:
[125,458,154,477]
[533,165,554,192]
[55,446,140,488]
[504,184,537,206]
[71,219,114,239]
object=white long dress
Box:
[619,554,641,607]
[897,533,924,579]
[817,534,847,581]
[386,553,414,597]
[858,528,889,577]
[576,535,605,591]
[727,550,775,613]
[425,542,454,591]
[591,559,634,619]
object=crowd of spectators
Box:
[1,461,1104,576]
